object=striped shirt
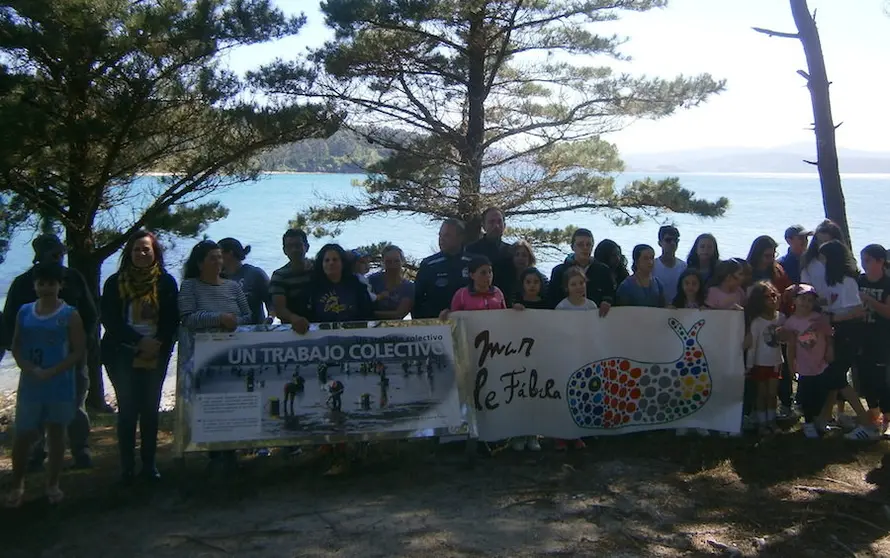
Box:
[269,260,313,314]
[178,278,252,332]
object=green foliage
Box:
[263,0,727,247]
[0,0,339,285]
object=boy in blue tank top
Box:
[6,262,85,508]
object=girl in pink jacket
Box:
[439,256,506,318]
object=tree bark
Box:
[459,6,488,243]
[789,0,851,245]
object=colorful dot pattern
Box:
[567,318,712,429]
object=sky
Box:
[226,0,890,155]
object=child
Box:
[671,268,710,436]
[784,284,833,438]
[7,262,86,507]
[744,281,786,434]
[857,244,890,435]
[350,249,377,302]
[705,259,746,310]
[510,266,551,451]
[512,267,552,311]
[553,267,597,450]
[670,268,706,309]
[556,266,599,311]
[440,255,506,317]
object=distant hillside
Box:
[623,144,890,174]
[256,130,388,173]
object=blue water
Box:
[1,171,889,397]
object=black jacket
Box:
[1,265,98,348]
[465,235,516,304]
[548,260,617,307]
[300,275,375,323]
[100,271,179,359]
[413,250,473,318]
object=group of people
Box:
[3,206,889,507]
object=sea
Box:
[1,171,888,403]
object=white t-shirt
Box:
[746,314,786,368]
[822,276,862,314]
[654,257,687,304]
[800,260,827,295]
[556,297,598,311]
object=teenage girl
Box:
[744,281,785,434]
[512,267,552,310]
[686,233,720,283]
[705,259,746,310]
[670,268,706,309]
[857,244,890,435]
[784,284,833,438]
[815,241,878,440]
[440,255,506,318]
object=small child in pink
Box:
[440,255,506,318]
[705,259,746,310]
[784,284,833,438]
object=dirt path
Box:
[2,421,889,558]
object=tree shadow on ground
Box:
[1,425,888,558]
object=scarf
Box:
[119,263,161,307]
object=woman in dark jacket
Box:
[295,243,374,329]
[101,231,178,483]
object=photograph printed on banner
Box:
[177,323,466,448]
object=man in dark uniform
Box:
[465,207,516,302]
[2,234,97,468]
[414,219,473,318]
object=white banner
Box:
[456,308,745,440]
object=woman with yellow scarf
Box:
[101,231,179,485]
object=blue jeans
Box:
[108,352,169,472]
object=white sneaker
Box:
[844,425,881,441]
[802,423,820,439]
[837,414,857,430]
[675,428,689,436]
[511,438,526,451]
[527,438,542,451]
[696,428,711,437]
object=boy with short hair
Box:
[6,262,86,508]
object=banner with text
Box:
[456,308,745,440]
[174,322,468,453]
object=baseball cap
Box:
[658,225,680,241]
[32,234,66,257]
[786,283,817,297]
[784,225,814,239]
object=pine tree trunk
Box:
[459,7,487,243]
[790,0,851,245]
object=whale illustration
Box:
[566,318,711,429]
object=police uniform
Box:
[413,251,473,318]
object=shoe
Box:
[844,425,881,441]
[139,466,161,482]
[572,439,586,450]
[87,401,116,414]
[511,438,526,451]
[5,487,24,509]
[554,439,568,451]
[777,405,797,419]
[802,423,820,439]
[45,485,64,505]
[675,428,689,437]
[815,420,831,433]
[696,428,711,437]
[72,453,93,470]
[836,414,857,431]
[527,438,542,451]
[120,469,136,486]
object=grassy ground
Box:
[0,408,889,558]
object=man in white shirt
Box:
[653,225,686,304]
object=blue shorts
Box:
[15,400,76,432]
